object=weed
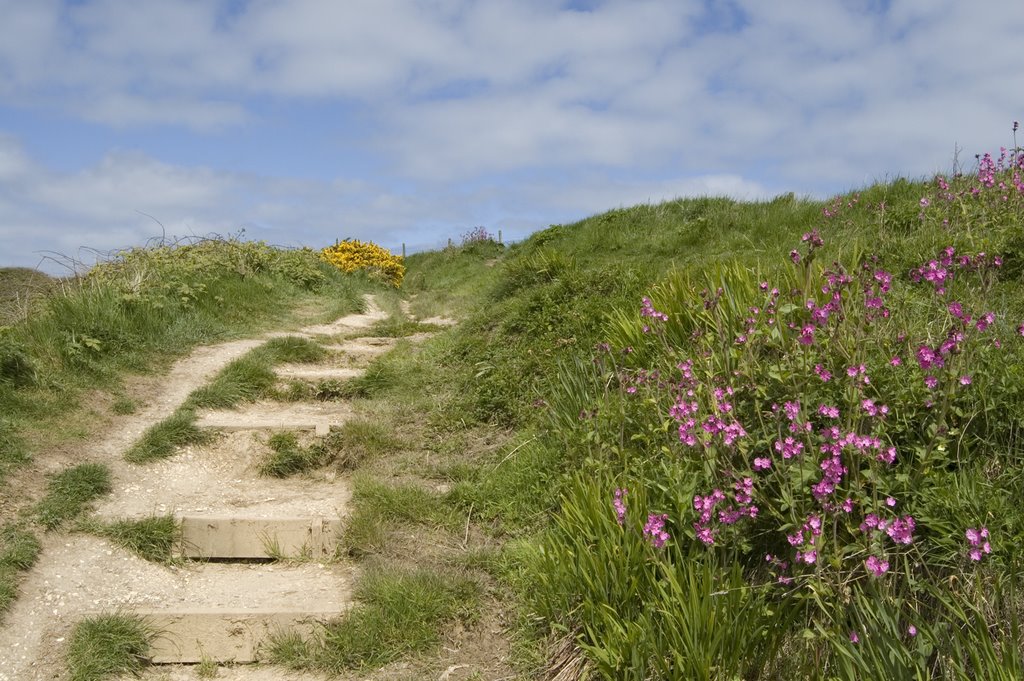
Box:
[65,613,151,681]
[36,463,112,530]
[124,408,208,464]
[196,654,219,678]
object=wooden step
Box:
[179,516,342,560]
[141,609,343,663]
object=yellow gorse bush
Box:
[320,239,405,288]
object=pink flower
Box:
[814,364,832,382]
[613,488,628,525]
[965,526,991,560]
[850,631,860,644]
[959,375,972,386]
[908,625,917,637]
[866,555,890,576]
[753,457,772,471]
[890,356,902,367]
[643,513,670,548]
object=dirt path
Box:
[0,299,391,681]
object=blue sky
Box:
[1,0,1021,272]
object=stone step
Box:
[179,516,342,560]
[140,609,343,664]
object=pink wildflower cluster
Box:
[787,514,823,565]
[965,526,991,561]
[865,554,890,577]
[860,512,916,545]
[862,265,893,321]
[910,247,1003,296]
[640,296,668,332]
[692,480,758,546]
[613,488,627,525]
[643,513,670,548]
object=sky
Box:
[0,0,1021,273]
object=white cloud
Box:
[2,0,1023,272]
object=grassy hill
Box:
[404,150,1024,678]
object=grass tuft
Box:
[0,523,41,617]
[86,515,179,563]
[123,408,208,463]
[259,421,404,478]
[268,566,480,672]
[36,463,112,530]
[258,432,331,478]
[65,613,152,681]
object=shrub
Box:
[320,239,405,287]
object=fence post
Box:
[402,243,406,258]
[448,238,452,248]
[498,229,502,244]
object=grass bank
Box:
[401,134,1024,678]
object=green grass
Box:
[35,463,112,530]
[85,515,179,563]
[0,417,29,485]
[341,475,451,558]
[267,565,480,672]
[259,421,402,478]
[0,523,41,618]
[403,238,506,320]
[65,613,151,681]
[186,336,326,409]
[258,431,331,477]
[123,408,208,464]
[0,267,55,326]
[367,318,447,338]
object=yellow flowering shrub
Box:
[320,239,405,288]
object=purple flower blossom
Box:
[753,456,772,471]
